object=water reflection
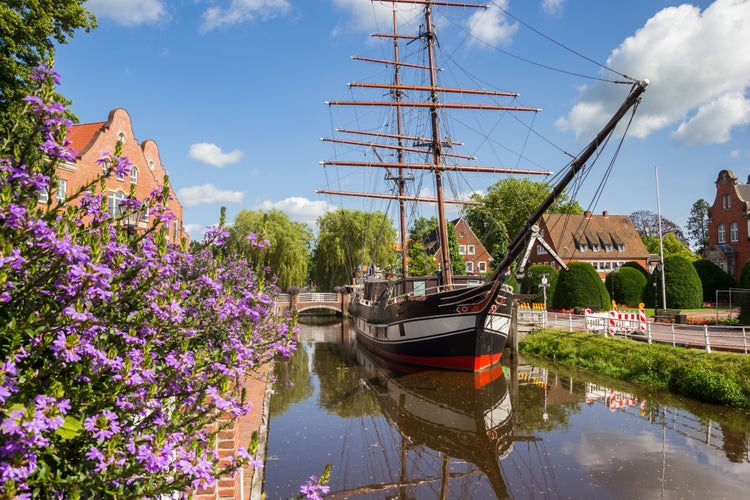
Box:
[263,320,750,499]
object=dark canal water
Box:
[262,320,750,499]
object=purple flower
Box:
[84,410,121,441]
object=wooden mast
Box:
[321,0,544,283]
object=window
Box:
[102,158,111,176]
[148,160,155,170]
[617,244,624,251]
[459,245,466,255]
[173,221,178,240]
[38,189,49,203]
[56,179,66,203]
[465,261,474,273]
[117,131,126,143]
[467,245,475,255]
[718,223,726,243]
[107,191,125,218]
[591,244,600,252]
[730,222,739,242]
[536,245,547,255]
[604,243,612,251]
[722,194,732,209]
[130,166,138,185]
[478,261,486,273]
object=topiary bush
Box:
[692,259,736,303]
[660,255,703,309]
[621,260,649,280]
[605,266,647,307]
[551,262,609,311]
[520,264,559,304]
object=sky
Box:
[53,0,750,240]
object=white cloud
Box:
[542,0,565,16]
[560,0,750,146]
[467,2,517,46]
[189,142,244,167]
[182,223,204,237]
[177,184,245,207]
[330,0,419,36]
[258,196,336,224]
[200,0,291,32]
[88,0,169,26]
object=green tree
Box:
[407,216,463,276]
[692,259,736,303]
[641,232,697,261]
[312,209,397,290]
[406,240,436,276]
[519,264,559,305]
[0,1,96,123]
[605,266,646,306]
[226,209,313,291]
[551,262,609,311]
[686,199,711,251]
[465,178,582,265]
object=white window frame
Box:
[478,261,486,273]
[130,166,138,185]
[730,221,739,242]
[56,179,66,203]
[465,261,473,273]
[459,245,466,255]
[467,245,475,255]
[107,191,125,218]
[718,223,726,243]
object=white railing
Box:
[521,310,750,354]
[298,292,339,303]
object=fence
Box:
[519,308,750,354]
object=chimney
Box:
[584,210,592,219]
[602,210,608,217]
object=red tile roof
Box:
[68,122,106,156]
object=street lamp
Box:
[122,209,142,236]
[540,274,549,328]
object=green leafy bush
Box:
[605,266,647,306]
[692,259,736,302]
[661,255,703,309]
[551,262,609,311]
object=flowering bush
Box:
[0,65,296,497]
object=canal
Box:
[262,320,750,498]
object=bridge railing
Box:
[298,292,339,303]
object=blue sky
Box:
[54,0,750,240]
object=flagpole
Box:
[655,167,667,309]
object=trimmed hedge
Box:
[606,266,647,307]
[692,259,736,302]
[551,261,609,310]
[661,255,703,309]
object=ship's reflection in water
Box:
[263,320,750,499]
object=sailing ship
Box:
[318,0,647,372]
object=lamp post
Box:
[540,274,549,328]
[123,209,142,236]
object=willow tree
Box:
[226,209,313,291]
[312,209,397,291]
[465,177,581,265]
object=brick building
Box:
[704,169,750,279]
[59,108,186,243]
[427,218,493,275]
[528,211,650,279]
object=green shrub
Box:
[692,259,736,302]
[551,261,609,310]
[737,260,750,324]
[520,264,559,304]
[621,260,649,280]
[605,266,647,306]
[660,255,703,309]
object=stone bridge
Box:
[275,292,349,315]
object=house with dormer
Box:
[54,108,186,243]
[528,211,650,279]
[704,169,750,279]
